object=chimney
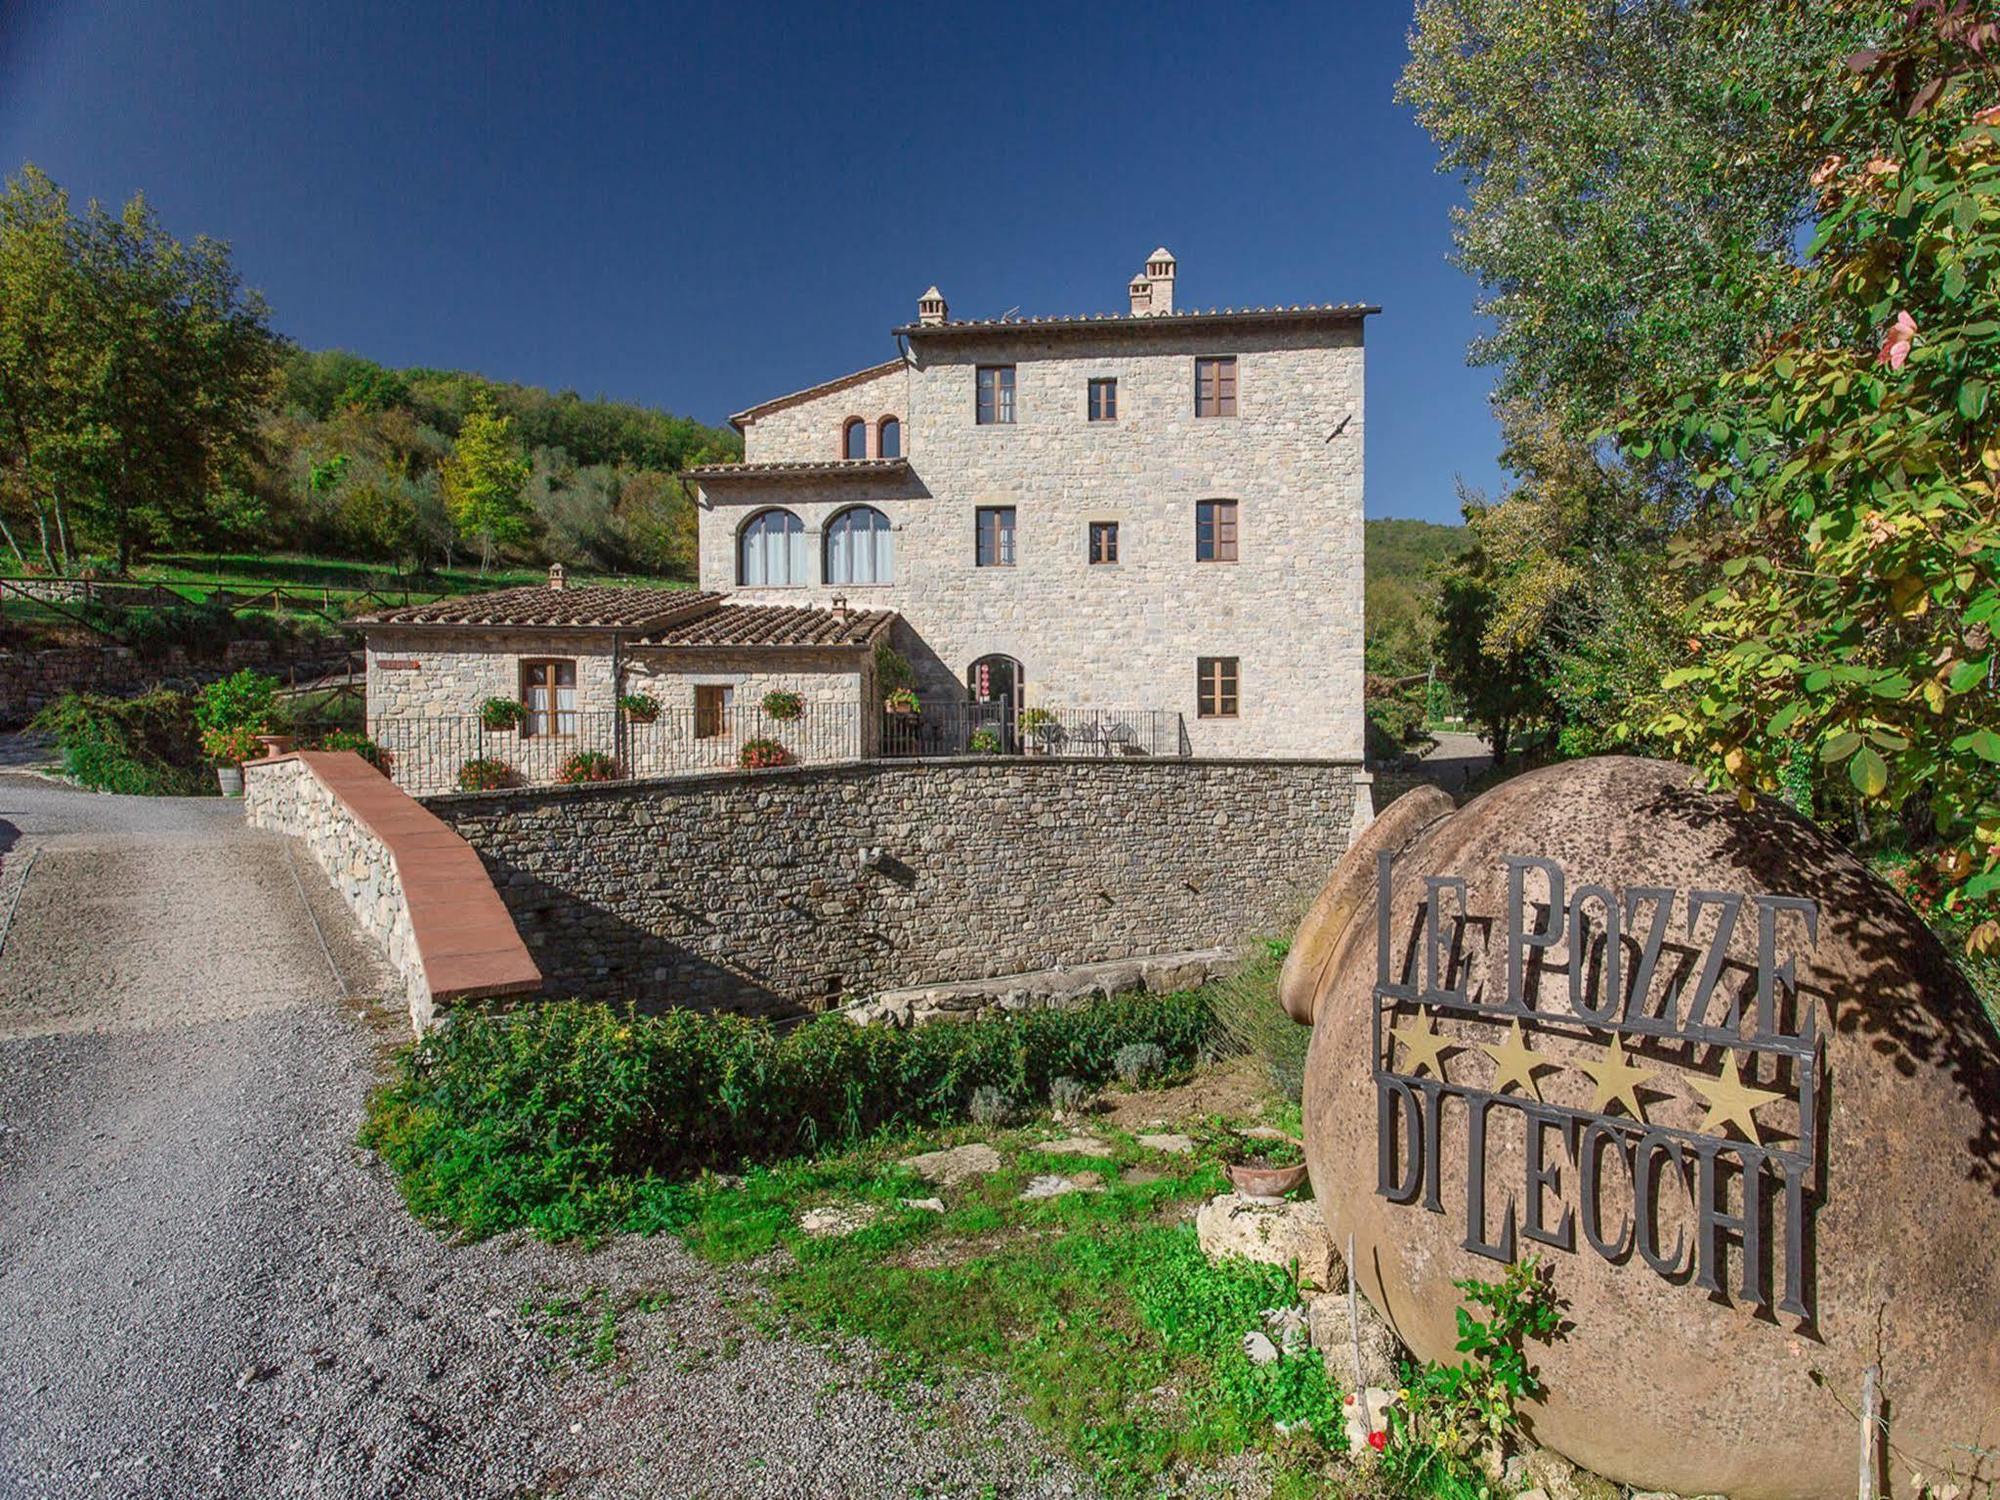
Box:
[1128,273,1152,317]
[917,285,948,325]
[547,562,567,590]
[1144,247,1176,315]
[830,594,851,621]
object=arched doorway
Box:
[967,654,1022,751]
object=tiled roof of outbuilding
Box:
[891,303,1378,338]
[637,603,895,650]
[350,586,721,630]
[681,457,909,481]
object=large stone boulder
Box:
[1281,756,2000,1500]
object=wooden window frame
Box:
[1196,656,1239,719]
[975,505,1017,567]
[519,658,578,738]
[694,683,732,739]
[1088,520,1120,565]
[1195,499,1239,562]
[877,414,901,458]
[1194,356,1238,418]
[976,365,1016,425]
[842,417,868,461]
[1088,377,1118,422]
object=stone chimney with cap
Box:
[1135,247,1177,316]
[917,285,948,325]
[547,562,567,590]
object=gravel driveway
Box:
[0,775,1084,1499]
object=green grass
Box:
[668,1115,1348,1496]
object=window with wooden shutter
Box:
[1196,657,1239,719]
[1194,356,1237,417]
[1195,500,1239,562]
[694,684,732,739]
[520,659,577,737]
[975,506,1016,567]
[1089,521,1119,564]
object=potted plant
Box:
[479,697,526,732]
[1017,707,1057,755]
[967,727,1003,755]
[883,686,920,716]
[619,692,660,724]
[1222,1129,1309,1201]
[875,641,917,709]
[738,737,792,770]
[201,724,265,797]
[761,689,804,722]
[558,748,618,783]
[316,728,389,773]
[457,756,515,791]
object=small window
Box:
[843,418,868,461]
[521,659,578,736]
[1089,521,1119,565]
[975,506,1016,567]
[976,365,1016,425]
[1195,356,1237,417]
[694,684,733,739]
[1197,657,1239,719]
[1088,378,1117,422]
[1195,499,1239,562]
[878,416,901,458]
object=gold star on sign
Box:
[1480,1021,1553,1102]
[1576,1034,1658,1123]
[1390,1010,1454,1081]
[1686,1051,1787,1146]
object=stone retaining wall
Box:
[244,750,540,1030]
[0,639,347,726]
[427,757,1366,1015]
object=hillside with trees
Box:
[0,163,739,584]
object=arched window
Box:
[843,418,868,461]
[738,508,808,587]
[877,416,901,459]
[824,505,894,586]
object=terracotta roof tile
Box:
[682,458,909,481]
[637,602,896,650]
[891,303,1378,338]
[350,586,720,630]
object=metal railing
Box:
[370,704,866,794]
[877,702,1190,760]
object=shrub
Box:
[739,737,791,769]
[760,689,804,721]
[31,689,209,795]
[1113,1041,1168,1087]
[874,640,915,696]
[458,756,514,791]
[558,749,618,784]
[479,697,526,731]
[1049,1076,1093,1116]
[1203,945,1309,1102]
[967,727,1003,755]
[316,728,388,771]
[968,1084,1016,1128]
[618,692,659,722]
[200,724,266,765]
[361,988,1215,1239]
[194,668,279,736]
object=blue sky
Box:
[0,0,1503,523]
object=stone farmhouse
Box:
[351,249,1374,794]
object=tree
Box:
[0,164,280,572]
[440,398,531,574]
[1624,5,2000,931]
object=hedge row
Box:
[361,992,1215,1240]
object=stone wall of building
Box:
[427,756,1364,1014]
[740,362,910,463]
[699,320,1367,761]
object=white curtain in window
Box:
[739,509,807,586]
[825,506,893,586]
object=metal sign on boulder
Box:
[1281,756,2000,1500]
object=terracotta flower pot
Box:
[255,734,293,758]
[1227,1161,1308,1199]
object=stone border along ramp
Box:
[243,750,540,1030]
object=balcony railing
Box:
[354,701,1189,795]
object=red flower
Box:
[1367,1428,1388,1452]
